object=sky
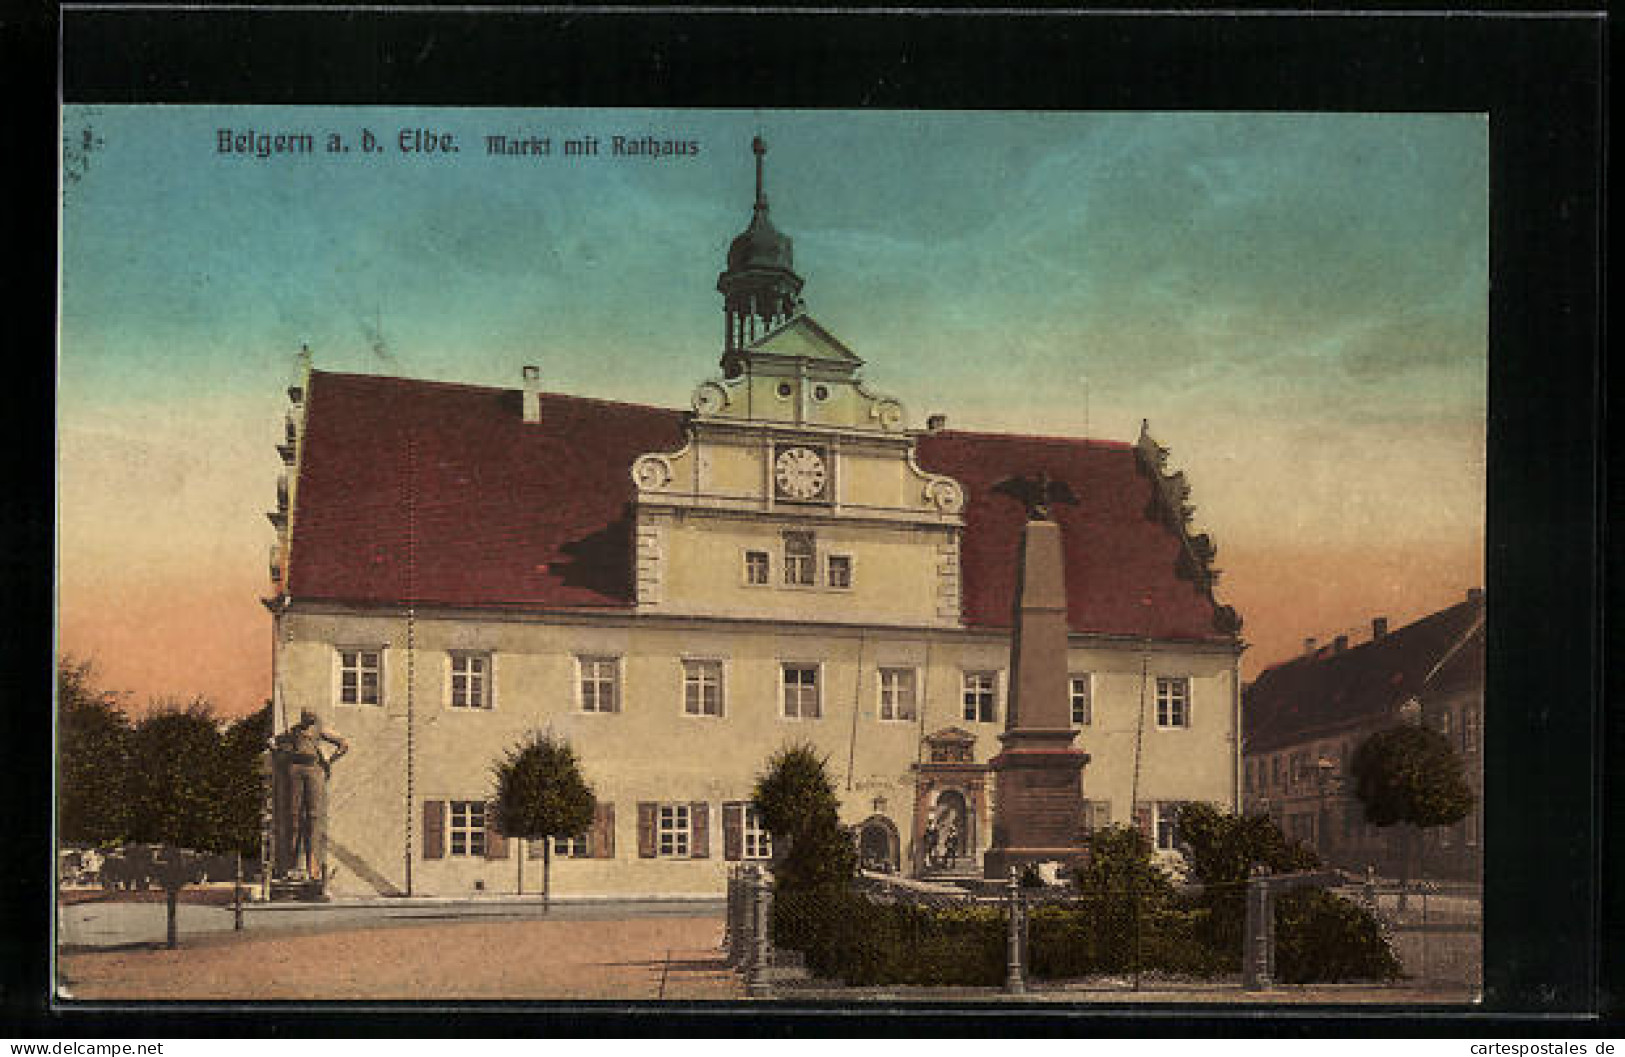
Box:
[57,106,1487,717]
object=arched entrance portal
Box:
[926,789,974,873]
[856,816,900,874]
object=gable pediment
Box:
[745,314,863,368]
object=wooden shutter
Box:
[422,800,445,860]
[592,803,616,859]
[485,803,508,859]
[722,802,744,861]
[1133,804,1154,846]
[690,801,710,859]
[637,802,657,858]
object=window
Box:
[1155,677,1189,728]
[1083,800,1112,833]
[1463,707,1479,753]
[1155,802,1183,851]
[783,532,816,586]
[743,806,772,860]
[658,803,691,858]
[683,659,724,717]
[338,648,383,706]
[449,801,487,857]
[449,652,490,709]
[1245,760,1255,793]
[826,554,853,589]
[1438,709,1453,739]
[1069,674,1093,726]
[962,671,998,723]
[782,665,821,719]
[1272,755,1283,788]
[552,835,590,858]
[878,667,917,721]
[744,550,770,586]
[579,656,620,713]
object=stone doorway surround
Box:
[910,727,989,878]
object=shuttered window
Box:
[638,802,707,858]
[449,801,487,857]
[723,801,773,861]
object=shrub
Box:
[1174,802,1400,982]
[1275,890,1403,983]
[771,885,1003,987]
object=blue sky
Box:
[58,106,1487,710]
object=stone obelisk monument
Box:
[983,476,1090,879]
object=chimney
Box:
[1333,634,1349,654]
[1303,637,1317,655]
[521,365,542,424]
[1467,587,1484,603]
[926,413,947,433]
[1372,616,1389,640]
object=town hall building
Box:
[266,140,1246,898]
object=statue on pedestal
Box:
[270,709,348,888]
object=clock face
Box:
[774,446,828,501]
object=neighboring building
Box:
[1241,591,1485,881]
[265,140,1245,898]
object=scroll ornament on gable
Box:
[1135,419,1243,636]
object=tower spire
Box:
[753,135,767,212]
[717,136,805,375]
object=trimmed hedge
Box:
[772,884,1004,986]
[1028,901,1227,979]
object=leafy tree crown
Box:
[752,743,856,888]
[491,732,596,842]
[1350,723,1475,829]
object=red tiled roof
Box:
[914,431,1230,641]
[1242,596,1485,753]
[288,371,687,610]
[287,371,1237,642]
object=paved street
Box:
[58,894,726,948]
[57,911,740,1001]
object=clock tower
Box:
[628,138,966,627]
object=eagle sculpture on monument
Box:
[992,472,1079,521]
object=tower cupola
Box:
[717,136,805,376]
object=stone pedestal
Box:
[984,517,1090,878]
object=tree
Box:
[123,697,236,948]
[57,657,131,847]
[1174,803,1400,982]
[1350,723,1475,891]
[217,703,272,859]
[1175,803,1320,957]
[752,743,856,890]
[491,732,595,905]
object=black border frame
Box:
[9,4,1610,1037]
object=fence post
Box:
[745,864,774,998]
[1242,875,1272,991]
[1004,867,1026,995]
